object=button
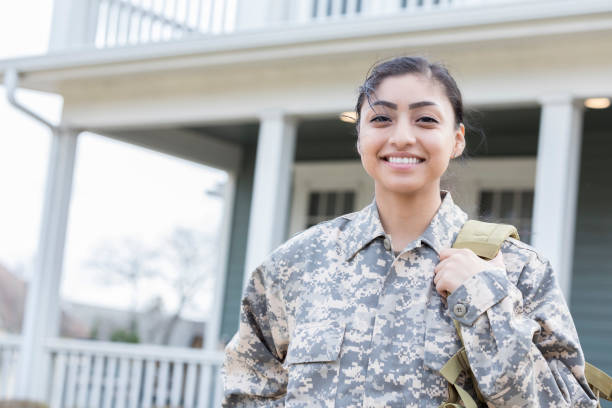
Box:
[453,303,467,318]
[383,237,391,251]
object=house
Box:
[63,299,207,348]
[1,0,611,406]
[0,264,89,339]
[0,264,204,346]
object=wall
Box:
[219,140,257,343]
[571,108,612,394]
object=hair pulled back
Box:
[355,56,464,131]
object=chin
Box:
[377,181,426,196]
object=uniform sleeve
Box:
[446,251,598,407]
[222,262,289,407]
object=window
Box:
[478,189,534,244]
[306,190,356,228]
[289,161,373,236]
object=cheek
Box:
[357,131,377,155]
[357,134,381,175]
[425,133,455,159]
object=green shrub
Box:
[0,400,48,408]
[110,328,139,343]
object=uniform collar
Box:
[340,190,468,261]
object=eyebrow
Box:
[370,100,438,110]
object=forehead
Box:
[371,73,448,105]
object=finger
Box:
[438,248,460,260]
[434,258,449,275]
[436,281,448,298]
[433,269,443,284]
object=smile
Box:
[381,155,425,169]
[386,156,424,164]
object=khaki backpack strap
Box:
[448,320,486,404]
[438,347,479,408]
[453,220,519,260]
[447,220,612,406]
[439,220,520,407]
[586,362,612,402]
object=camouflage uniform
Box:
[222,190,598,407]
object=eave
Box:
[1,0,612,94]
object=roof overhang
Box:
[2,0,612,94]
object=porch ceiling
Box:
[182,107,542,164]
[98,104,610,169]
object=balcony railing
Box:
[93,0,237,48]
[77,0,523,49]
[0,335,225,408]
[0,335,20,400]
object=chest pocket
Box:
[284,320,345,407]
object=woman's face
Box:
[357,73,465,198]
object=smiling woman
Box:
[355,65,465,251]
[222,56,600,407]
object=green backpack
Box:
[439,220,612,408]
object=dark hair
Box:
[355,56,464,130]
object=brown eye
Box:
[417,116,438,124]
[371,115,390,123]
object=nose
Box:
[389,117,416,148]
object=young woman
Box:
[222,56,598,407]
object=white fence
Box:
[0,335,20,400]
[0,335,225,408]
[85,0,528,48]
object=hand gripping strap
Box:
[438,220,520,407]
[453,220,519,260]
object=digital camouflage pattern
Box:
[222,191,598,407]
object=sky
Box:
[0,0,227,323]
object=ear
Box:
[452,123,466,158]
[356,136,361,155]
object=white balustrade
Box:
[71,0,529,49]
[93,0,238,48]
[44,338,224,408]
[0,335,21,400]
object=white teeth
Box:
[387,157,423,164]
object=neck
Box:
[374,183,443,250]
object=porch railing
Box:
[46,338,225,408]
[93,0,236,48]
[73,0,526,49]
[0,334,20,400]
[0,335,225,408]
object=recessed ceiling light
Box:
[584,98,610,109]
[339,111,357,123]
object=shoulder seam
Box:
[504,237,549,265]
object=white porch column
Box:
[16,129,78,401]
[532,95,583,301]
[243,111,297,288]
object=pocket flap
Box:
[286,320,345,365]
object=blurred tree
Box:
[159,227,215,345]
[86,238,159,332]
[85,229,215,345]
